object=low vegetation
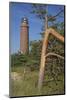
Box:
[10,40,64,97]
[10,66,64,97]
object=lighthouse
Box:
[20,18,29,54]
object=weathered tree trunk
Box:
[38,31,49,91]
[38,9,48,90]
[38,28,64,91]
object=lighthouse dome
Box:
[22,17,28,24]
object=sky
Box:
[9,2,64,54]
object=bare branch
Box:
[45,52,64,59]
[46,28,64,42]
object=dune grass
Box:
[10,66,65,97]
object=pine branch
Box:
[48,9,64,20]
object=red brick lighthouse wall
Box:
[20,18,29,54]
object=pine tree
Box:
[31,4,65,90]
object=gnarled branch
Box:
[45,52,64,59]
[46,28,64,42]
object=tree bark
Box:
[38,31,49,91]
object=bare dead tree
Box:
[38,28,64,91]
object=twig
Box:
[48,9,64,20]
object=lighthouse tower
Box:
[20,18,29,54]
